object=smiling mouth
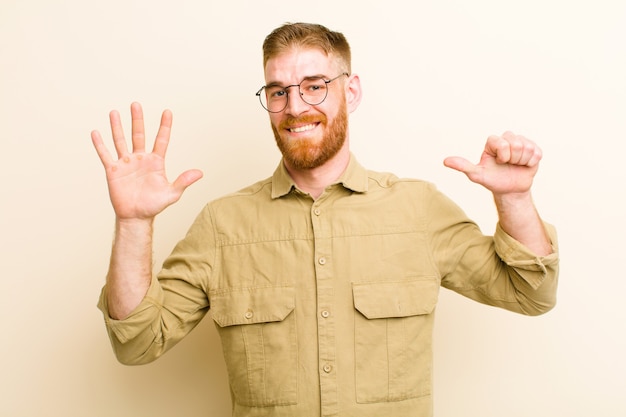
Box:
[288,123,317,133]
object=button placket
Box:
[310,198,337,413]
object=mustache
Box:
[279,115,326,130]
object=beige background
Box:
[1,0,624,416]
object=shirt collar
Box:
[271,153,369,199]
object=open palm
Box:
[91,102,203,220]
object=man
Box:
[92,22,558,417]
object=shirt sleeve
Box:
[97,276,164,344]
[429,185,559,316]
[493,221,559,290]
[97,205,215,365]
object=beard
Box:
[271,100,348,170]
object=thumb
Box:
[173,169,204,193]
[443,156,477,175]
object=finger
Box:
[527,143,543,167]
[485,134,511,164]
[109,109,129,159]
[152,109,173,157]
[505,132,525,165]
[443,156,478,175]
[91,129,114,167]
[168,169,204,204]
[172,169,204,193]
[444,156,484,185]
[130,102,146,153]
[503,132,542,166]
[516,136,542,167]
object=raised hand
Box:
[443,131,542,196]
[91,102,203,220]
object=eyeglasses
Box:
[255,73,349,113]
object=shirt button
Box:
[313,208,321,216]
[318,257,326,265]
[244,310,254,319]
[323,364,332,373]
[321,310,330,318]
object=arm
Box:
[444,131,553,255]
[493,192,551,256]
[91,102,203,319]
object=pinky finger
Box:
[152,109,173,157]
[91,130,114,167]
[527,145,543,167]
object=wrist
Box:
[493,190,534,209]
[113,217,155,244]
[115,216,154,229]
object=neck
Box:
[284,145,351,199]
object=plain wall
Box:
[1,0,624,416]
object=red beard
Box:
[272,101,348,170]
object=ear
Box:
[345,74,362,113]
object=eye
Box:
[302,79,327,93]
[266,87,286,99]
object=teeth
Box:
[289,124,316,133]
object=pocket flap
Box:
[211,286,295,327]
[353,278,439,319]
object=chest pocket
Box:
[211,286,297,407]
[353,277,439,403]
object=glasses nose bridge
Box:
[284,83,303,98]
[282,82,310,113]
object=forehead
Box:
[264,47,338,84]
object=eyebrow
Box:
[264,74,329,89]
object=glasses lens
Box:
[300,78,328,106]
[259,86,287,113]
[257,76,338,112]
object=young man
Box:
[92,22,558,417]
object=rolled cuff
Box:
[97,276,164,344]
[493,221,559,290]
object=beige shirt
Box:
[99,155,559,417]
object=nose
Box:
[283,87,311,116]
